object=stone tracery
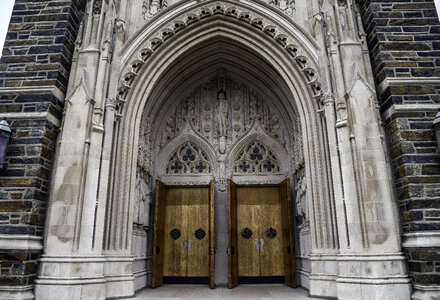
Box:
[165,142,212,174]
[158,70,289,154]
[233,141,281,174]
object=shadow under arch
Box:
[106,2,337,293]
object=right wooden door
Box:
[236,186,284,279]
[228,181,294,287]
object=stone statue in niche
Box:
[291,117,304,172]
[295,166,308,227]
[143,0,163,20]
[138,117,153,173]
[216,90,229,154]
[134,169,152,226]
[216,90,228,137]
[338,0,349,31]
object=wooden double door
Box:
[152,181,215,288]
[228,179,295,288]
[152,179,294,289]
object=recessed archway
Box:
[105,2,337,296]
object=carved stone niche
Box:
[152,69,299,187]
[134,168,152,227]
[156,69,289,154]
[155,122,216,186]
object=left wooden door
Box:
[152,182,215,287]
[163,188,189,277]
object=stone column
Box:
[321,2,411,299]
[34,1,115,299]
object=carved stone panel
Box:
[158,70,289,153]
[165,142,212,174]
[233,141,281,174]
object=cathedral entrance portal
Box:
[227,180,294,287]
[146,68,302,289]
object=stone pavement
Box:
[127,284,318,299]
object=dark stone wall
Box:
[0,0,84,289]
[358,0,440,288]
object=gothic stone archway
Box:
[35,1,410,299]
[112,14,334,295]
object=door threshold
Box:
[238,276,284,284]
[163,276,209,284]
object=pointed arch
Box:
[165,142,212,175]
[155,123,217,185]
[227,121,289,175]
[232,141,281,174]
[106,2,338,294]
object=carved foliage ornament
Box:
[166,142,212,174]
[234,141,281,174]
[143,0,295,19]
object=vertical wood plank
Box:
[163,188,187,277]
[280,178,296,287]
[186,188,209,277]
[237,188,261,277]
[152,180,166,288]
[259,187,284,277]
[209,180,215,288]
[227,180,239,288]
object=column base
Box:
[336,280,411,300]
[336,253,411,300]
[0,285,34,300]
[103,255,135,299]
[411,284,440,300]
[35,255,107,300]
[35,282,106,300]
[308,254,338,298]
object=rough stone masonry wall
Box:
[358,0,440,292]
[0,0,84,293]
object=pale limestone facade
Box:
[11,0,422,299]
